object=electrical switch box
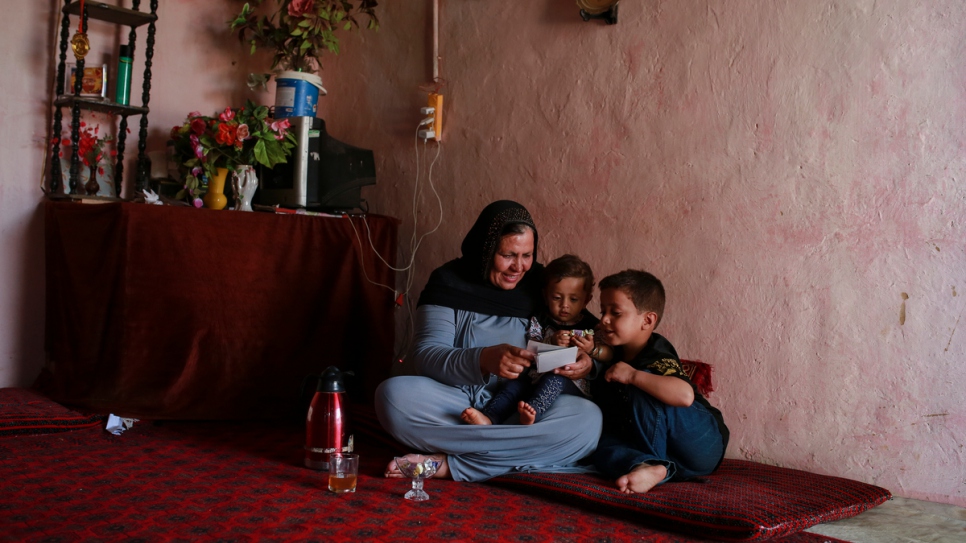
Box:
[427,93,443,141]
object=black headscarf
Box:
[417,200,544,318]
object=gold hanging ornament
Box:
[70,33,90,59]
[70,0,90,60]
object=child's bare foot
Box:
[616,463,667,494]
[384,453,451,479]
[460,407,492,425]
[517,401,537,425]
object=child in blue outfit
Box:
[591,269,729,494]
[461,254,608,425]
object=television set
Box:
[256,116,376,213]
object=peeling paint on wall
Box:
[899,292,908,325]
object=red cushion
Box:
[680,359,714,396]
[0,388,104,436]
[490,460,891,541]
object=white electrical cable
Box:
[344,101,446,361]
[409,125,423,269]
[348,4,445,362]
[344,215,397,294]
[405,141,443,292]
[344,123,443,287]
[341,123,429,294]
[398,132,443,356]
[365,125,443,275]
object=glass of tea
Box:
[328,453,359,494]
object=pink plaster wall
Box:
[1,0,963,506]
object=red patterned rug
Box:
[1,418,849,543]
[0,387,104,436]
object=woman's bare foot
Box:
[384,453,451,479]
[460,407,492,425]
[517,401,537,425]
[616,463,667,494]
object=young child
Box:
[590,269,728,494]
[462,254,606,426]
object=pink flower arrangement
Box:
[169,100,296,205]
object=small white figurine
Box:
[233,165,258,212]
[143,188,163,205]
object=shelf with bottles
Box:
[49,0,158,199]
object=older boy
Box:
[591,270,729,494]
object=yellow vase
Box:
[203,167,229,210]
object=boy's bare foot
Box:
[517,401,537,425]
[616,463,667,494]
[460,407,492,425]
[384,453,451,479]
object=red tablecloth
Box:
[37,200,398,419]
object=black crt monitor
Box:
[256,116,376,213]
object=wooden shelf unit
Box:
[49,0,158,198]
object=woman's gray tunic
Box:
[375,304,602,482]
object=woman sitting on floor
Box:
[376,200,602,481]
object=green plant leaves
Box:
[228,0,379,72]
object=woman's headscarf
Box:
[417,200,544,318]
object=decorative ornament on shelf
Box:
[70,0,90,59]
[169,101,298,208]
[53,119,117,197]
[232,165,259,211]
[229,0,380,73]
[142,188,163,205]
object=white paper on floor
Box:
[105,414,138,435]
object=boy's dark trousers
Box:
[592,386,724,483]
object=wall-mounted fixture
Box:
[578,0,619,25]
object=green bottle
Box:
[115,45,132,105]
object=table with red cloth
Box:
[37,200,398,420]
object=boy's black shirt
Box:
[591,332,729,457]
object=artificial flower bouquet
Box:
[52,119,117,195]
[169,100,297,206]
[55,121,116,172]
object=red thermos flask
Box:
[304,366,354,470]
